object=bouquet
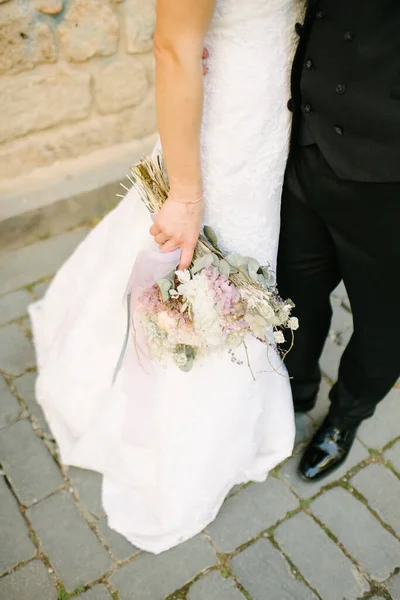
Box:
[113,153,298,380]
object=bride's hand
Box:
[150,195,204,270]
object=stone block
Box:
[0,116,119,179]
[125,0,156,54]
[117,90,158,143]
[0,560,58,599]
[0,10,56,74]
[275,512,368,600]
[69,466,105,519]
[111,535,216,600]
[280,439,368,498]
[13,372,52,437]
[351,464,400,535]
[231,538,317,600]
[0,67,91,144]
[319,339,342,382]
[0,475,36,574]
[58,0,119,62]
[0,290,31,326]
[206,478,298,552]
[294,413,315,447]
[0,324,35,375]
[35,0,64,14]
[188,571,245,600]
[33,280,50,299]
[77,585,111,599]
[0,419,63,506]
[387,572,400,599]
[386,441,400,474]
[0,375,21,430]
[307,378,331,426]
[98,517,139,561]
[95,57,149,114]
[27,491,111,590]
[0,228,89,296]
[311,487,400,581]
[358,388,400,449]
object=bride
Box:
[30,0,301,553]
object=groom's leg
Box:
[323,177,400,428]
[277,146,341,409]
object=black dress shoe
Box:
[299,418,358,481]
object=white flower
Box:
[176,269,191,284]
[288,317,299,331]
[245,314,267,339]
[274,330,285,344]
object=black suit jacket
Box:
[290,0,400,182]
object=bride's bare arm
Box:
[150,0,216,269]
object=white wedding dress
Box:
[30,0,302,554]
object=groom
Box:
[278,0,400,480]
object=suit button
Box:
[316,10,324,19]
[336,84,346,95]
[303,103,312,114]
[295,22,303,36]
[287,99,293,112]
[305,59,314,70]
[344,30,354,41]
[335,126,344,136]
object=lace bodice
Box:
[201,0,305,268]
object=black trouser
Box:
[277,144,400,429]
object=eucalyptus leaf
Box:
[157,278,173,301]
[203,226,219,248]
[247,258,261,282]
[225,253,248,268]
[218,259,231,277]
[191,254,214,275]
[179,355,194,372]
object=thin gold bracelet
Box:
[171,193,204,205]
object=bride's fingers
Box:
[160,239,179,253]
[155,232,169,245]
[150,223,161,236]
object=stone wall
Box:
[0,0,157,182]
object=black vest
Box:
[290,0,400,182]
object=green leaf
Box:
[157,278,173,301]
[191,254,214,275]
[203,226,219,248]
[218,259,231,277]
[225,253,248,268]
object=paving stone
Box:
[13,372,52,437]
[98,517,139,561]
[27,490,111,591]
[0,475,36,574]
[275,512,368,600]
[111,535,216,600]
[0,228,89,296]
[0,419,63,506]
[188,570,245,600]
[0,375,21,429]
[280,439,368,498]
[206,478,298,552]
[0,290,32,326]
[319,339,342,382]
[77,585,111,599]
[0,323,35,375]
[0,560,58,600]
[387,572,400,599]
[231,538,317,600]
[358,388,400,449]
[352,464,400,535]
[386,441,400,474]
[307,378,331,426]
[330,302,353,336]
[311,487,400,581]
[294,413,315,447]
[33,280,50,299]
[332,281,351,311]
[69,466,105,519]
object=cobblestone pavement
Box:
[0,229,399,600]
